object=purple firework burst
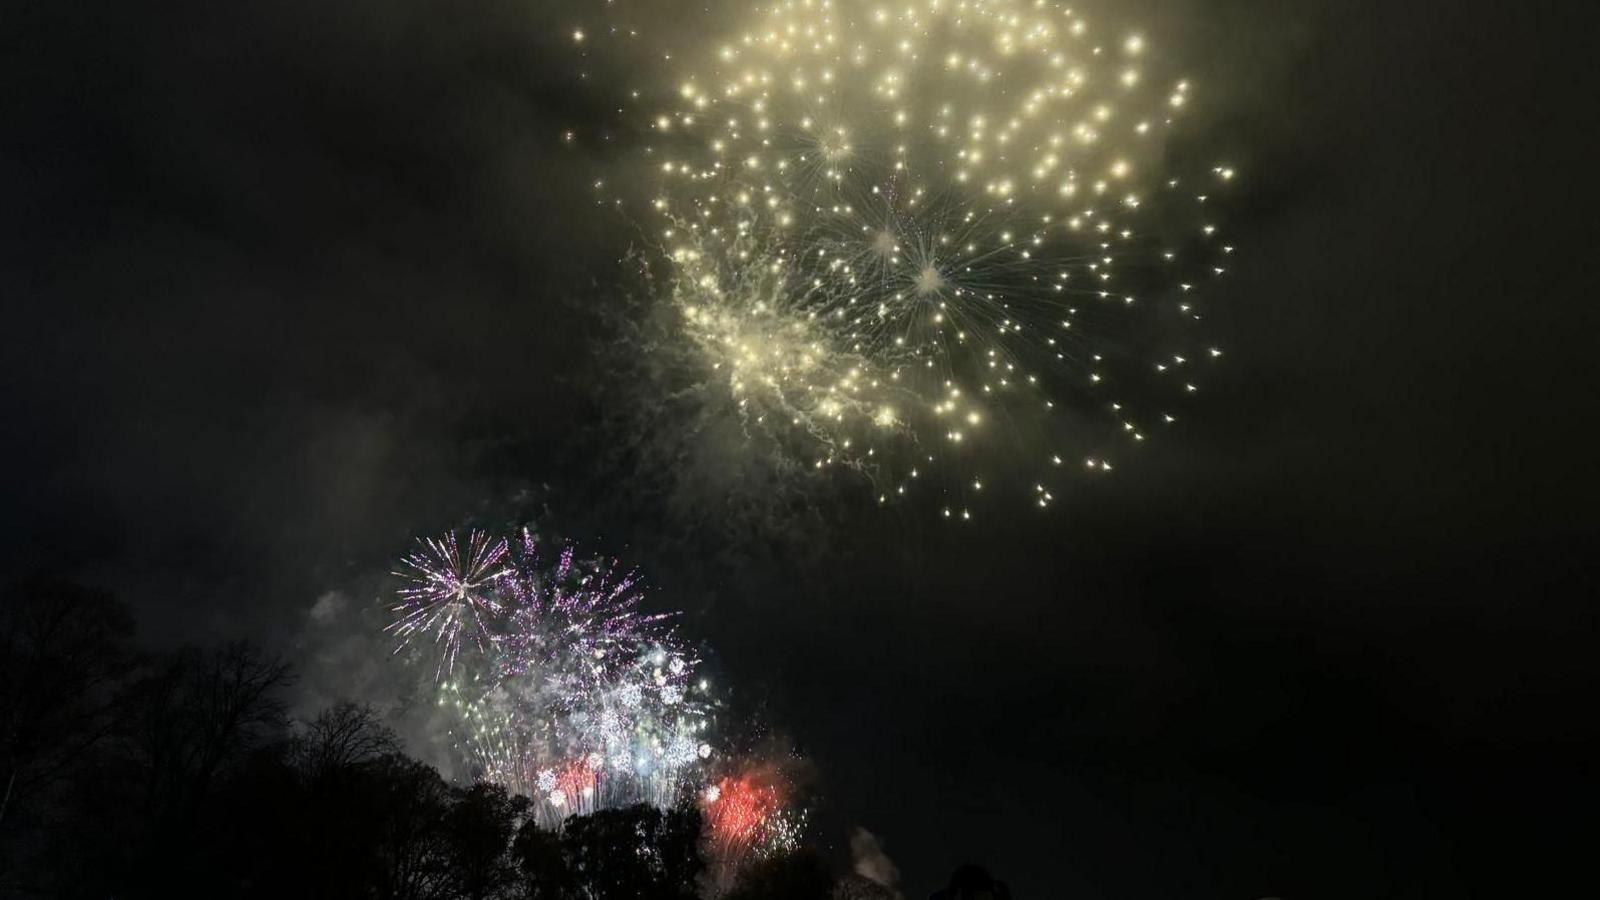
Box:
[387,530,511,677]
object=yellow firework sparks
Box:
[626,0,1238,516]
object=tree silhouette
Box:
[0,584,895,899]
[512,816,571,899]
[0,579,134,828]
[724,847,835,900]
[120,641,291,824]
[559,803,705,899]
[367,754,457,900]
[293,700,401,780]
[444,781,526,899]
[0,579,135,894]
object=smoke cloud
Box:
[850,828,903,895]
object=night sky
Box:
[4,1,1595,897]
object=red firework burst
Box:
[702,766,785,856]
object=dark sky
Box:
[4,1,1595,897]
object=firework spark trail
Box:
[390,529,717,829]
[607,0,1240,516]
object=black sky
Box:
[4,1,1596,897]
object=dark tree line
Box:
[0,580,710,899]
[0,580,987,899]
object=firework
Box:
[633,0,1237,514]
[700,759,806,886]
[387,531,510,676]
[393,529,717,828]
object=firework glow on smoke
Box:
[388,529,718,828]
[591,0,1239,517]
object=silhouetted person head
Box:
[930,864,1012,900]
